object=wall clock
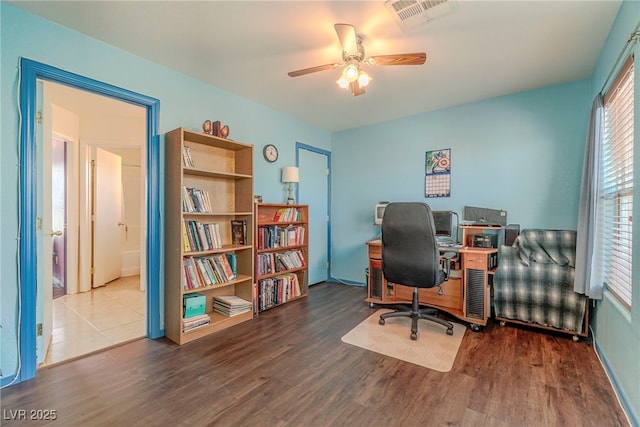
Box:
[263,144,278,163]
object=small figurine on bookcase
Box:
[220,125,230,139]
[202,120,212,134]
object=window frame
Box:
[601,54,634,309]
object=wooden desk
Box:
[366,239,497,331]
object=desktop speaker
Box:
[505,224,520,246]
[463,206,507,226]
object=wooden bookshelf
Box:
[164,127,254,345]
[254,203,309,312]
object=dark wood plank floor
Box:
[0,282,629,426]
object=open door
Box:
[35,81,54,364]
[51,138,67,299]
[92,147,123,287]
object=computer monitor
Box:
[432,210,454,239]
[374,203,388,225]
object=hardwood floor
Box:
[1,282,629,426]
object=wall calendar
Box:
[425,148,451,198]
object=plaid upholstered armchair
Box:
[493,229,588,339]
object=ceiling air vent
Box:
[385,0,459,30]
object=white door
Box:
[51,137,67,298]
[35,81,54,364]
[92,147,123,287]
[298,146,330,285]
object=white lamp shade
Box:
[282,166,299,183]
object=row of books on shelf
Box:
[183,220,222,252]
[182,253,237,290]
[256,249,306,276]
[182,145,195,168]
[258,273,302,311]
[213,295,252,317]
[182,186,212,213]
[257,225,305,249]
[272,207,301,222]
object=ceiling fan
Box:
[288,23,427,96]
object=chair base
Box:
[379,287,454,340]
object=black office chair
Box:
[379,202,454,340]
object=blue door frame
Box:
[13,58,162,385]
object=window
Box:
[602,55,634,308]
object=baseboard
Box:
[120,267,140,277]
[594,340,638,426]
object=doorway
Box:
[38,82,148,366]
[16,58,161,384]
[296,143,331,285]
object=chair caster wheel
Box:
[410,332,418,340]
[499,321,506,327]
[446,328,454,336]
[470,324,481,332]
[379,318,385,325]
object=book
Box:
[226,253,237,277]
[182,145,195,168]
[212,120,221,137]
[182,313,211,332]
[231,219,247,245]
[213,295,252,317]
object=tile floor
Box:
[41,275,146,367]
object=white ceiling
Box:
[10,1,621,132]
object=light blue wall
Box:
[0,3,330,382]
[330,81,590,282]
[3,3,638,421]
[588,1,640,424]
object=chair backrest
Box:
[381,202,444,289]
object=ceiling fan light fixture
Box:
[357,70,372,87]
[342,63,359,82]
[336,76,349,89]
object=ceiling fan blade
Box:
[368,53,427,66]
[288,63,339,78]
[334,23,358,56]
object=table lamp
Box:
[281,166,299,205]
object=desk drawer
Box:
[368,244,382,259]
[463,252,488,269]
[394,278,462,311]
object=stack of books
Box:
[213,295,252,317]
[182,314,211,332]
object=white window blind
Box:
[602,55,634,308]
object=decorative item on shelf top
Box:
[201,120,230,138]
[202,120,212,134]
[282,166,299,205]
